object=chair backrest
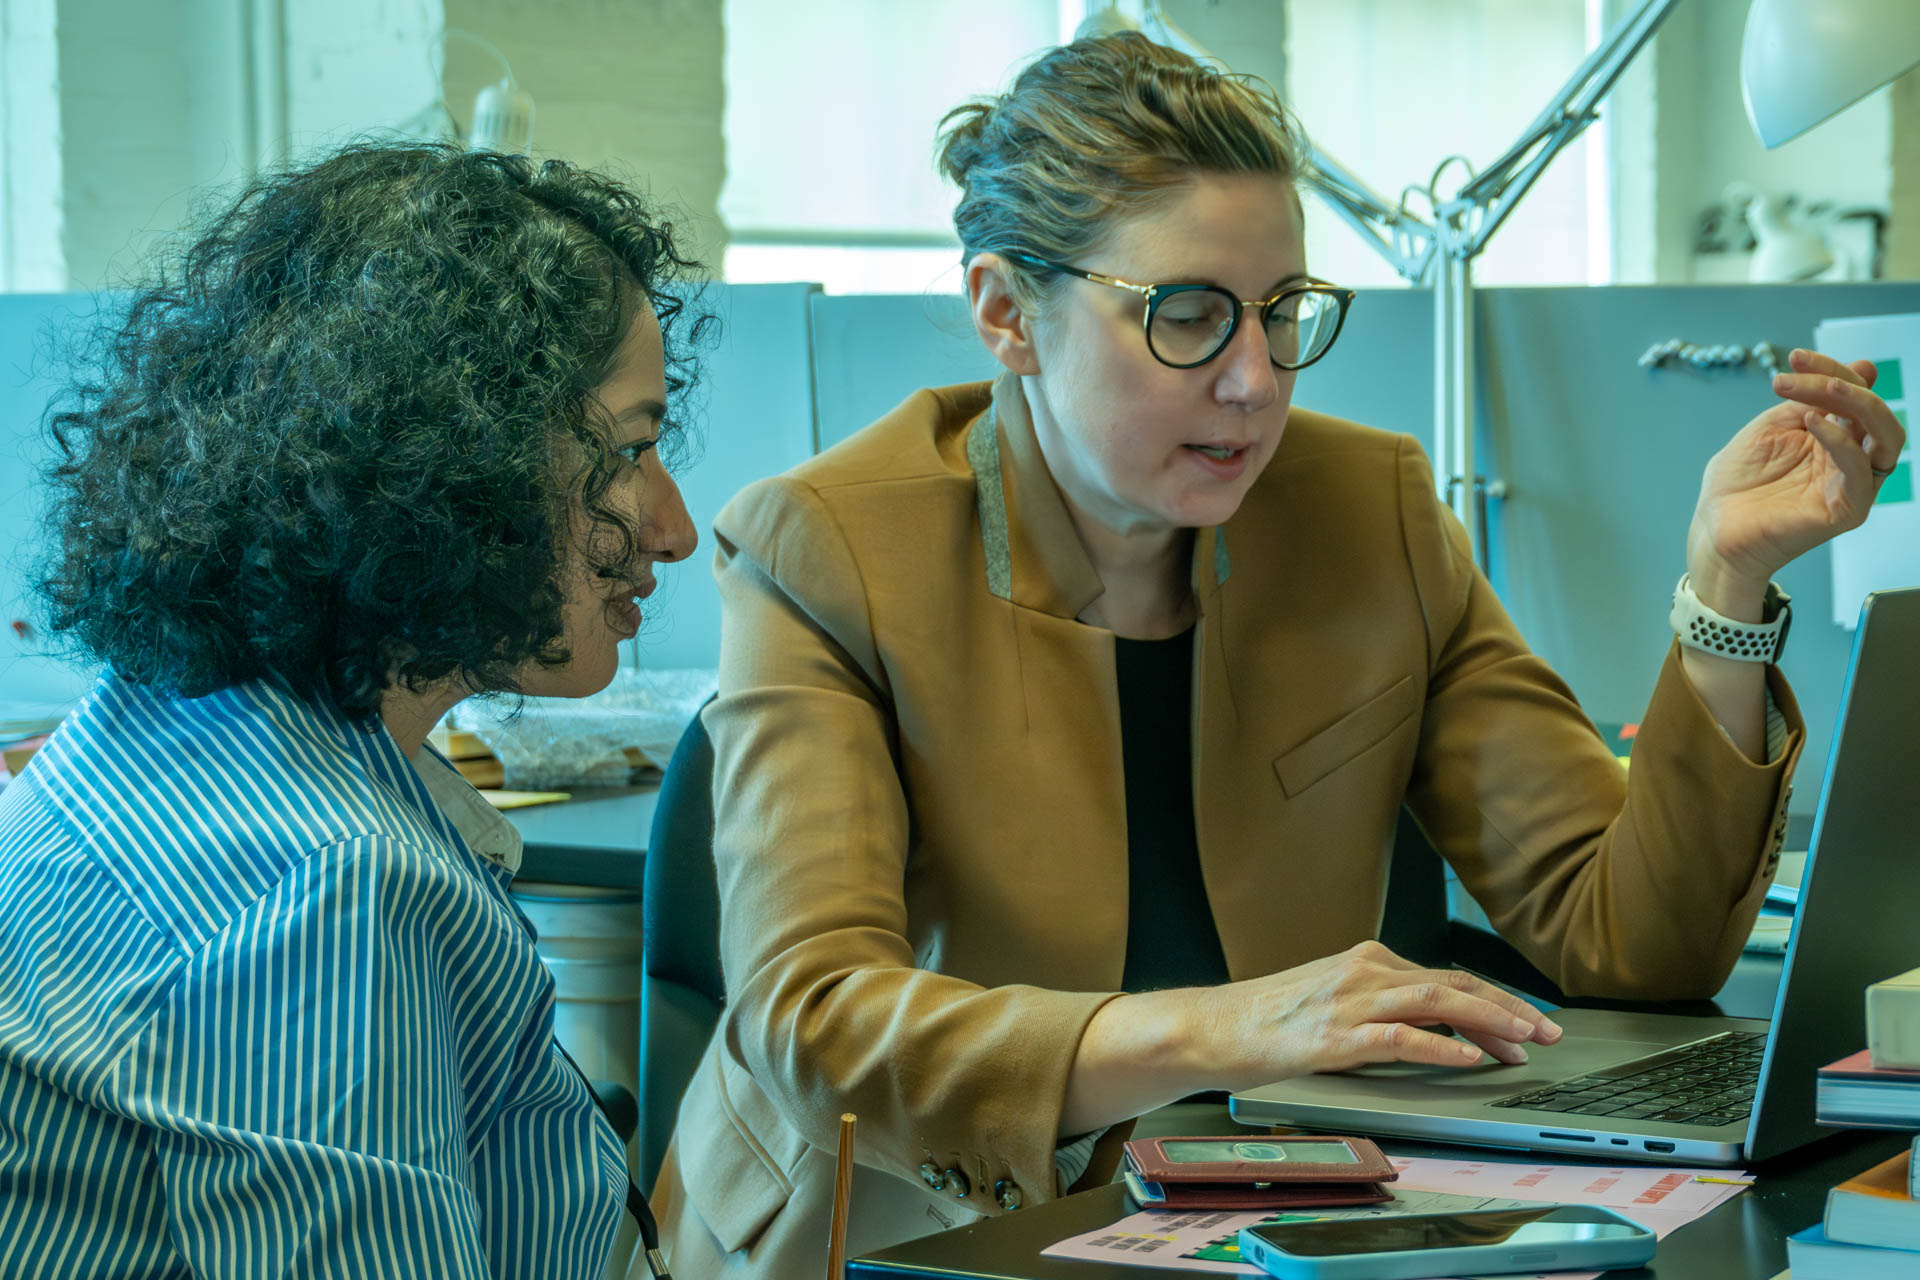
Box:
[638,698,724,1192]
[1383,806,1566,1004]
[1377,807,1451,968]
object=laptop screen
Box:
[1747,587,1920,1160]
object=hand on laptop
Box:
[1063,941,1564,1136]
[1196,940,1564,1087]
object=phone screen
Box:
[1245,1207,1646,1257]
[1160,1140,1359,1164]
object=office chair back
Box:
[638,699,724,1192]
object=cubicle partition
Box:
[1481,283,1920,790]
[8,280,1920,807]
[0,293,113,711]
[627,282,821,671]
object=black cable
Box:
[553,1041,674,1280]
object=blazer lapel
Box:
[972,373,1106,619]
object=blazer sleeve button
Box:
[994,1179,1023,1210]
[944,1167,971,1200]
[920,1162,946,1191]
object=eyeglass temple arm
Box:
[1074,266,1154,296]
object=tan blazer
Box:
[646,373,1802,1279]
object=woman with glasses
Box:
[646,33,1903,1279]
[0,143,701,1278]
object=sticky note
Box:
[1878,460,1912,505]
[1874,357,1903,403]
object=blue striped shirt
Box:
[0,675,628,1277]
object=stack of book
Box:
[426,725,652,792]
[428,726,508,790]
[1790,968,1920,1277]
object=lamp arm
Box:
[1137,2,1208,61]
[1458,113,1595,258]
[1461,0,1679,210]
[1303,144,1438,283]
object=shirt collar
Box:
[408,745,525,875]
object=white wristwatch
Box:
[1670,573,1792,663]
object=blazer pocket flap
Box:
[677,1049,807,1254]
[1272,676,1419,798]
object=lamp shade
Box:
[1742,0,1920,148]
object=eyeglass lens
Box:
[1148,287,1344,369]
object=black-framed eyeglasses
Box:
[1006,253,1355,372]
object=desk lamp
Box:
[1741,0,1920,149]
[403,29,535,155]
[1724,183,1836,283]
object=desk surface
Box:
[506,785,656,889]
[852,1127,1907,1279]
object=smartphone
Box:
[1237,1205,1657,1279]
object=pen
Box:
[1691,1176,1756,1186]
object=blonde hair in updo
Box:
[936,31,1307,311]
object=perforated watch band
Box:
[1670,573,1792,663]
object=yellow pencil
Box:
[827,1114,857,1279]
[1691,1176,1756,1186]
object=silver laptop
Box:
[1231,586,1920,1167]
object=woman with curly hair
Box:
[0,142,704,1278]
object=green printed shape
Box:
[1897,406,1909,431]
[1874,357,1903,403]
[1878,460,1912,505]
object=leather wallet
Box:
[1123,1135,1397,1211]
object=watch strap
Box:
[1671,573,1791,663]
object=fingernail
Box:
[1542,1018,1563,1041]
[1509,1045,1529,1064]
[1830,377,1846,394]
[1459,1043,1481,1063]
[1511,1019,1532,1040]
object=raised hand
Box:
[1687,348,1906,595]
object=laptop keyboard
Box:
[1488,1030,1766,1128]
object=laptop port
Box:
[1644,1141,1676,1153]
[1539,1132,1594,1142]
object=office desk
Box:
[851,1127,1907,1278]
[507,785,656,889]
[854,943,1839,1279]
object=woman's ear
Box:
[966,254,1042,376]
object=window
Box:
[1286,0,1607,287]
[720,1,1609,292]
[720,0,1062,293]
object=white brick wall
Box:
[282,0,444,159]
[442,0,726,266]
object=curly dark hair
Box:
[35,141,714,720]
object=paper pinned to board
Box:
[1040,1155,1750,1277]
[1812,312,1919,628]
